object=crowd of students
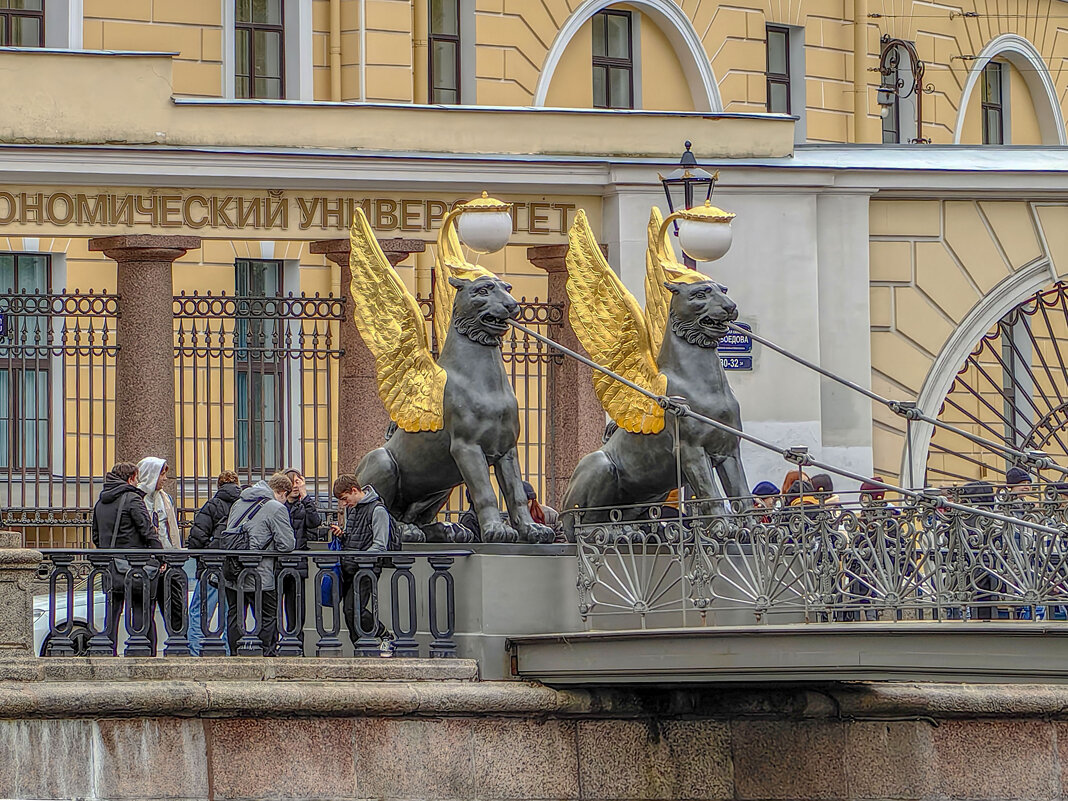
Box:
[90,460,394,656]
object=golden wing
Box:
[565,209,667,434]
[432,218,463,350]
[349,209,446,432]
[644,206,676,356]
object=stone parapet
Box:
[4,679,1068,799]
[0,531,42,657]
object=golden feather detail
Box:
[432,210,496,350]
[564,209,666,435]
[348,209,446,432]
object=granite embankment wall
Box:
[3,658,1068,800]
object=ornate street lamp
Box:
[657,199,735,265]
[440,191,513,254]
[659,141,719,267]
[876,35,933,145]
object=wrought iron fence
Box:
[173,292,344,517]
[0,291,119,548]
[572,489,1068,628]
[36,548,467,658]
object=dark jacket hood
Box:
[216,482,242,503]
[99,472,146,504]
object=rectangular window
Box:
[0,0,43,47]
[235,259,283,473]
[592,9,633,109]
[0,253,50,471]
[235,0,284,100]
[429,0,461,103]
[982,61,1004,145]
[765,25,790,114]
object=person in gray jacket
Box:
[224,472,295,656]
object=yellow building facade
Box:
[5,0,1068,545]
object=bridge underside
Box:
[507,622,1068,684]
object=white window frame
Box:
[44,0,82,48]
[223,0,312,100]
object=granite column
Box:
[310,238,426,473]
[89,235,200,489]
[527,244,605,506]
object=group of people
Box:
[90,459,395,656]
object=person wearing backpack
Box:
[222,472,295,656]
[329,475,396,649]
[90,461,163,655]
[185,470,241,655]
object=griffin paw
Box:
[482,520,520,543]
[521,523,556,544]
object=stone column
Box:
[310,238,426,473]
[0,530,43,657]
[89,235,201,487]
[527,245,605,507]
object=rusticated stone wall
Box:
[5,659,1068,800]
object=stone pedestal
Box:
[527,245,606,506]
[89,235,201,484]
[0,530,43,657]
[310,238,426,473]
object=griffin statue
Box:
[560,207,749,536]
[348,204,555,544]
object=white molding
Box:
[44,0,82,49]
[222,0,235,99]
[284,0,313,101]
[903,258,1053,482]
[953,34,1066,146]
[532,0,722,111]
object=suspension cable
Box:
[725,321,1068,479]
[509,320,1068,536]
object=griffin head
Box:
[665,280,738,349]
[448,274,519,345]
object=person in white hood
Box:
[137,457,181,549]
[137,456,185,634]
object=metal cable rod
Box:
[509,320,1068,536]
[724,321,1068,478]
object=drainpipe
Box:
[413,0,427,103]
[359,0,367,101]
[329,0,341,101]
[853,0,871,142]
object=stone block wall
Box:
[5,661,1068,800]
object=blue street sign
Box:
[719,322,751,354]
[720,355,752,371]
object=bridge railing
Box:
[35,549,467,658]
[572,488,1068,628]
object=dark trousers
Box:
[278,572,306,650]
[341,571,386,646]
[105,580,158,655]
[225,586,278,655]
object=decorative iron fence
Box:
[573,489,1068,628]
[0,291,119,548]
[173,291,344,516]
[36,548,467,658]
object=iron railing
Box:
[0,291,119,547]
[37,548,467,658]
[573,489,1068,628]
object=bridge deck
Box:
[507,622,1068,684]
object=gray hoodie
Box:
[224,480,295,591]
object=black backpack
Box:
[221,497,269,583]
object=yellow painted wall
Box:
[1009,62,1043,145]
[544,19,592,107]
[83,0,223,97]
[639,11,696,111]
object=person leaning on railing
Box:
[222,472,295,656]
[90,461,164,655]
[185,470,241,656]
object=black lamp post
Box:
[659,141,718,267]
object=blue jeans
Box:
[188,579,229,656]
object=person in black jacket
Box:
[91,461,163,654]
[280,468,322,650]
[330,474,392,648]
[186,470,241,655]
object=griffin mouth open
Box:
[480,313,510,334]
[699,315,730,335]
